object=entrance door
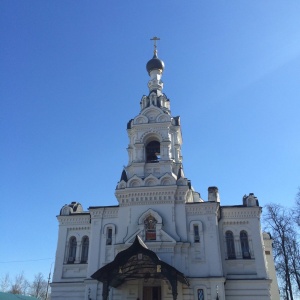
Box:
[143,286,161,300]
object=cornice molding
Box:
[222,220,249,226]
[116,189,178,206]
[90,207,119,219]
[186,203,218,215]
[68,226,90,231]
[221,207,260,219]
[58,215,90,225]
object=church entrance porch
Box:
[91,236,189,300]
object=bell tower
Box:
[115,38,201,204]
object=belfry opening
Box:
[146,141,160,163]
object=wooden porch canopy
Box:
[91,235,189,300]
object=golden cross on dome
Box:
[150,36,160,51]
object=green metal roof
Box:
[0,292,39,300]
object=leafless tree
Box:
[29,272,48,300]
[0,273,11,292]
[264,203,300,299]
[9,272,29,295]
[295,188,300,227]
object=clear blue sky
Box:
[1,1,300,283]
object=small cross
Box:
[150,36,160,50]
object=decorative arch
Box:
[157,113,171,123]
[138,209,162,225]
[141,131,163,144]
[117,180,126,189]
[144,174,159,186]
[133,115,148,125]
[128,176,143,188]
[142,107,161,122]
[145,179,156,186]
[160,173,176,186]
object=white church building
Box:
[51,41,279,300]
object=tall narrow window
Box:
[81,236,89,263]
[106,228,112,245]
[194,225,200,243]
[146,141,160,162]
[197,289,204,300]
[144,215,157,240]
[240,231,251,259]
[68,237,77,263]
[225,231,236,259]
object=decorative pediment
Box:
[157,113,171,123]
[142,107,162,123]
[128,175,143,188]
[117,180,127,189]
[160,173,176,186]
[138,208,162,225]
[133,115,148,125]
[144,174,159,186]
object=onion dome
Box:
[146,51,165,75]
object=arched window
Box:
[146,141,160,163]
[144,215,157,240]
[68,236,77,263]
[106,228,112,245]
[197,289,205,300]
[225,231,236,259]
[240,231,251,259]
[194,225,200,243]
[81,236,89,263]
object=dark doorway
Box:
[143,286,161,300]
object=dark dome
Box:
[146,53,165,75]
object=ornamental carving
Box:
[222,221,249,225]
[186,204,218,215]
[58,216,90,225]
[221,208,260,219]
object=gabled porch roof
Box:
[91,235,189,300]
